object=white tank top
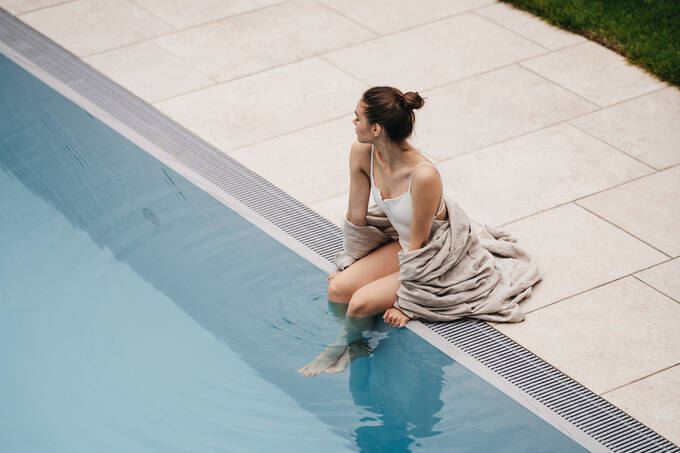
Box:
[369,144,445,250]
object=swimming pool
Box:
[0,41,593,452]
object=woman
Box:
[299,87,447,376]
[299,87,540,377]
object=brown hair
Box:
[361,86,425,143]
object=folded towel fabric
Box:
[335,197,541,323]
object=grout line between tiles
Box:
[524,273,632,315]
[434,111,599,166]
[490,167,671,230]
[573,201,673,259]
[150,81,221,104]
[577,84,670,111]
[568,122,659,172]
[469,9,551,52]
[318,55,371,86]
[524,256,680,316]
[519,62,603,108]
[75,0,293,59]
[223,112,354,153]
[125,0,179,32]
[600,363,680,396]
[632,275,680,305]
[11,0,77,16]
[313,0,381,36]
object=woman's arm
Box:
[346,142,371,226]
[407,165,443,251]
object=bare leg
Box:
[299,272,402,377]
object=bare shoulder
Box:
[410,163,441,188]
[349,141,372,174]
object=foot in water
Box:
[326,340,371,374]
[298,344,348,377]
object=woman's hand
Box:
[326,272,340,283]
[383,307,410,328]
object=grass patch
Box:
[500,0,680,86]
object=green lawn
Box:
[501,0,680,86]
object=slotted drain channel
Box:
[1,8,678,453]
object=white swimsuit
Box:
[369,144,445,250]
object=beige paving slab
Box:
[18,0,174,57]
[310,192,349,228]
[130,0,284,29]
[154,58,366,152]
[503,203,666,312]
[153,0,375,82]
[0,0,66,14]
[602,365,680,446]
[229,116,355,206]
[570,87,680,170]
[83,41,213,103]
[317,0,494,34]
[521,41,666,107]
[475,3,584,50]
[493,277,680,395]
[323,12,545,90]
[412,65,597,160]
[578,165,680,257]
[635,258,680,303]
[437,123,653,226]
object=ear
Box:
[372,123,382,138]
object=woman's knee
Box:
[328,273,353,303]
[347,291,371,318]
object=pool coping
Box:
[1,8,677,453]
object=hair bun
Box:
[402,91,424,110]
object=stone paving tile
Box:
[635,258,680,303]
[310,192,349,227]
[570,86,680,170]
[154,58,365,152]
[436,123,653,227]
[0,0,65,14]
[229,116,355,206]
[317,0,494,34]
[323,12,545,90]
[521,41,667,107]
[492,277,680,395]
[602,365,680,447]
[83,41,214,103]
[412,65,597,161]
[503,203,667,313]
[475,3,584,50]
[130,0,284,29]
[153,0,375,82]
[578,165,680,257]
[18,0,174,57]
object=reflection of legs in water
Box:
[299,263,401,377]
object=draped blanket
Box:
[335,197,541,323]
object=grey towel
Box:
[335,197,541,323]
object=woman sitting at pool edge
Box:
[299,86,541,377]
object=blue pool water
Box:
[0,53,587,452]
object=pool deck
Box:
[3,0,678,446]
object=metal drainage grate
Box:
[1,8,678,453]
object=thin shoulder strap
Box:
[408,162,446,215]
[369,144,374,180]
[407,161,438,191]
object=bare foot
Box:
[298,344,348,377]
[326,341,372,374]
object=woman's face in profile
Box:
[352,100,372,143]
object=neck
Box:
[373,139,410,169]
